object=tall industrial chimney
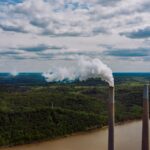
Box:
[108,86,115,150]
[142,84,149,150]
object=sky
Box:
[0,0,150,72]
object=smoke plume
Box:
[43,57,114,87]
[10,70,19,77]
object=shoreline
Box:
[0,119,142,149]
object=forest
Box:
[0,73,150,146]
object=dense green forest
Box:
[0,75,149,147]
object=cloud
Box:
[120,27,150,39]
[0,21,27,33]
[104,47,150,60]
[143,56,150,61]
[0,0,149,37]
[0,48,39,59]
[0,44,67,60]
[1,44,99,60]
[95,0,120,6]
[0,0,148,37]
[0,18,41,33]
[0,0,150,72]
[21,44,49,52]
[20,44,65,52]
[36,48,103,60]
[0,51,20,55]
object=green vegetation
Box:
[0,78,149,146]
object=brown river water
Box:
[0,121,149,150]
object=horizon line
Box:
[0,72,150,73]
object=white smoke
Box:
[43,57,114,87]
[10,70,19,77]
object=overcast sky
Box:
[0,0,150,72]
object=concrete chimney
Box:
[142,84,149,150]
[108,86,115,150]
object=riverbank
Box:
[0,119,141,149]
[0,120,145,150]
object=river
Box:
[0,121,148,150]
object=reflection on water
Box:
[1,121,148,150]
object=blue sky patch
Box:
[0,0,22,4]
[120,27,150,39]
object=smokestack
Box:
[142,84,149,150]
[108,86,115,150]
